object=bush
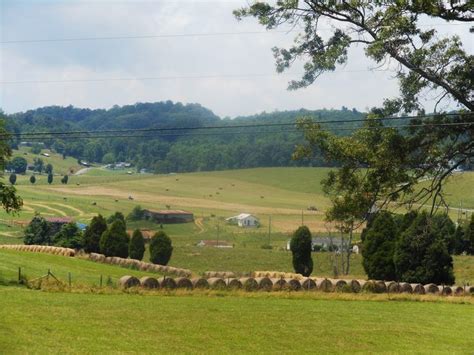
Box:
[83,214,107,253]
[149,231,173,265]
[107,211,126,226]
[47,173,53,185]
[8,157,27,174]
[127,205,145,221]
[61,175,68,184]
[29,175,36,184]
[362,211,397,281]
[290,226,313,277]
[24,216,53,245]
[394,212,454,285]
[464,214,474,255]
[54,222,83,249]
[99,220,129,258]
[129,229,145,260]
[9,173,16,185]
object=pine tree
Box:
[47,173,53,185]
[129,229,145,260]
[30,175,36,184]
[290,226,313,277]
[83,214,107,253]
[149,231,173,265]
[99,220,129,258]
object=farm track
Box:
[49,203,85,216]
[194,218,205,234]
[26,203,68,216]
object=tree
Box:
[129,229,145,260]
[99,220,129,258]
[127,205,144,221]
[33,157,44,174]
[149,231,173,265]
[0,119,22,213]
[45,163,53,175]
[464,214,474,255]
[47,173,53,184]
[362,211,397,281]
[83,214,107,253]
[24,215,53,245]
[394,212,454,285]
[9,173,16,185]
[54,222,83,249]
[235,1,473,219]
[29,175,36,184]
[107,211,126,226]
[8,156,27,174]
[61,175,69,184]
[290,226,313,277]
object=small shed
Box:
[142,209,194,224]
[45,216,74,235]
[226,213,259,228]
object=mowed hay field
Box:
[1,286,473,353]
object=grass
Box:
[11,146,82,175]
[0,286,473,353]
[0,249,162,285]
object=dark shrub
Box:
[149,231,173,265]
[290,226,313,277]
[99,220,129,258]
[129,229,145,260]
[83,214,107,253]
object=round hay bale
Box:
[399,282,413,293]
[411,283,425,294]
[362,280,378,293]
[439,286,453,296]
[140,277,160,289]
[117,258,127,267]
[386,281,401,293]
[208,277,226,290]
[465,285,474,295]
[350,280,362,293]
[175,277,193,289]
[119,275,140,289]
[452,285,464,296]
[424,283,439,294]
[226,278,242,289]
[191,278,209,289]
[301,278,316,291]
[255,277,273,291]
[285,278,302,291]
[159,277,177,289]
[334,279,349,292]
[240,277,259,291]
[271,278,287,291]
[316,278,333,292]
[149,264,162,273]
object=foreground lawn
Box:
[0,287,473,353]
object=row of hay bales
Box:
[88,253,192,277]
[119,275,473,295]
[0,244,75,257]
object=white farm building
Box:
[226,213,259,228]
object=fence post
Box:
[68,272,72,287]
[100,275,103,287]
[18,267,21,283]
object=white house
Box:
[226,213,259,228]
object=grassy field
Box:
[1,286,473,353]
[11,146,82,175]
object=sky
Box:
[0,0,472,118]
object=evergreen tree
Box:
[99,220,129,258]
[290,226,313,277]
[61,175,69,184]
[149,231,173,265]
[29,175,36,184]
[83,214,107,253]
[47,173,53,185]
[54,222,83,249]
[394,212,454,285]
[465,214,474,255]
[127,205,145,221]
[431,214,456,254]
[9,173,16,185]
[129,229,145,260]
[362,211,397,281]
[107,211,126,226]
[23,215,53,245]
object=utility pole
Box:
[301,210,304,226]
[216,219,220,247]
[268,215,271,245]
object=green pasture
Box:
[11,146,82,175]
[1,287,473,353]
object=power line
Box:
[1,23,468,44]
[7,112,473,138]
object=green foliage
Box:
[362,212,397,281]
[47,173,53,184]
[99,220,129,258]
[29,175,36,184]
[30,144,42,154]
[8,156,27,174]
[23,215,53,245]
[149,231,173,265]
[54,222,83,249]
[9,174,16,185]
[33,157,44,174]
[394,212,454,285]
[45,163,53,175]
[129,229,145,260]
[127,205,145,221]
[464,214,474,255]
[107,211,126,226]
[290,226,313,277]
[83,214,107,253]
[61,175,68,184]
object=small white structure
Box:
[226,213,259,228]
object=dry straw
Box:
[140,276,160,289]
[271,278,287,291]
[159,277,177,289]
[424,283,439,294]
[208,277,226,290]
[175,277,193,289]
[191,278,210,289]
[240,277,259,291]
[119,275,140,289]
[255,277,273,291]
[226,278,242,290]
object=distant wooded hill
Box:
[4,102,364,173]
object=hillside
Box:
[4,103,365,173]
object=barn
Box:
[45,217,75,235]
[226,213,259,228]
[142,209,194,224]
